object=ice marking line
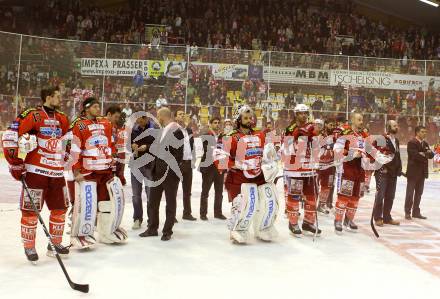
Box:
[357,201,440,278]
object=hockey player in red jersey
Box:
[282,104,321,237]
[1,86,70,263]
[333,113,370,234]
[215,105,279,244]
[105,105,126,185]
[316,118,336,215]
[69,97,127,248]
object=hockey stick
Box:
[21,178,90,293]
[369,173,379,238]
[311,173,319,242]
[308,143,319,242]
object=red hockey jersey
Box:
[215,128,265,181]
[70,116,115,175]
[2,106,69,177]
[282,122,319,176]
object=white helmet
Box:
[314,118,324,126]
[233,104,253,122]
[293,103,310,113]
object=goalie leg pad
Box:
[227,183,258,243]
[97,177,127,244]
[234,183,258,232]
[70,181,98,249]
[106,177,125,233]
[254,183,279,241]
[97,201,123,244]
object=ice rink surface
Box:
[0,159,439,299]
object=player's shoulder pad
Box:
[70,116,85,129]
[286,123,297,133]
[55,109,66,116]
[341,124,353,135]
[251,128,261,134]
[226,129,238,137]
[98,116,112,125]
[18,107,38,119]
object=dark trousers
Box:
[180,160,193,216]
[373,172,397,221]
[404,176,425,216]
[200,168,224,217]
[131,165,151,222]
[147,174,180,235]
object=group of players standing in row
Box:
[2,86,440,262]
[217,103,377,243]
[2,87,127,263]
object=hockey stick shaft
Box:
[21,178,89,293]
[369,173,380,238]
[308,142,319,242]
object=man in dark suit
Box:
[373,120,402,226]
[404,125,434,220]
[175,110,197,221]
[198,116,226,221]
[139,107,184,241]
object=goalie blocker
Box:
[228,183,279,244]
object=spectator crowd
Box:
[0,0,439,142]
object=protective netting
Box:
[0,30,439,147]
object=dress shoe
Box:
[200,215,208,221]
[183,214,197,221]
[375,219,384,227]
[412,214,427,220]
[384,219,400,225]
[139,229,158,237]
[161,234,172,241]
[405,214,412,220]
[214,214,227,220]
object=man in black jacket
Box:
[175,110,197,221]
[404,125,434,220]
[139,108,184,241]
[129,114,156,229]
[198,117,226,221]
[373,120,402,226]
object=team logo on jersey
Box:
[40,127,62,137]
[97,146,111,156]
[45,138,61,152]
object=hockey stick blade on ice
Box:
[21,178,90,293]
